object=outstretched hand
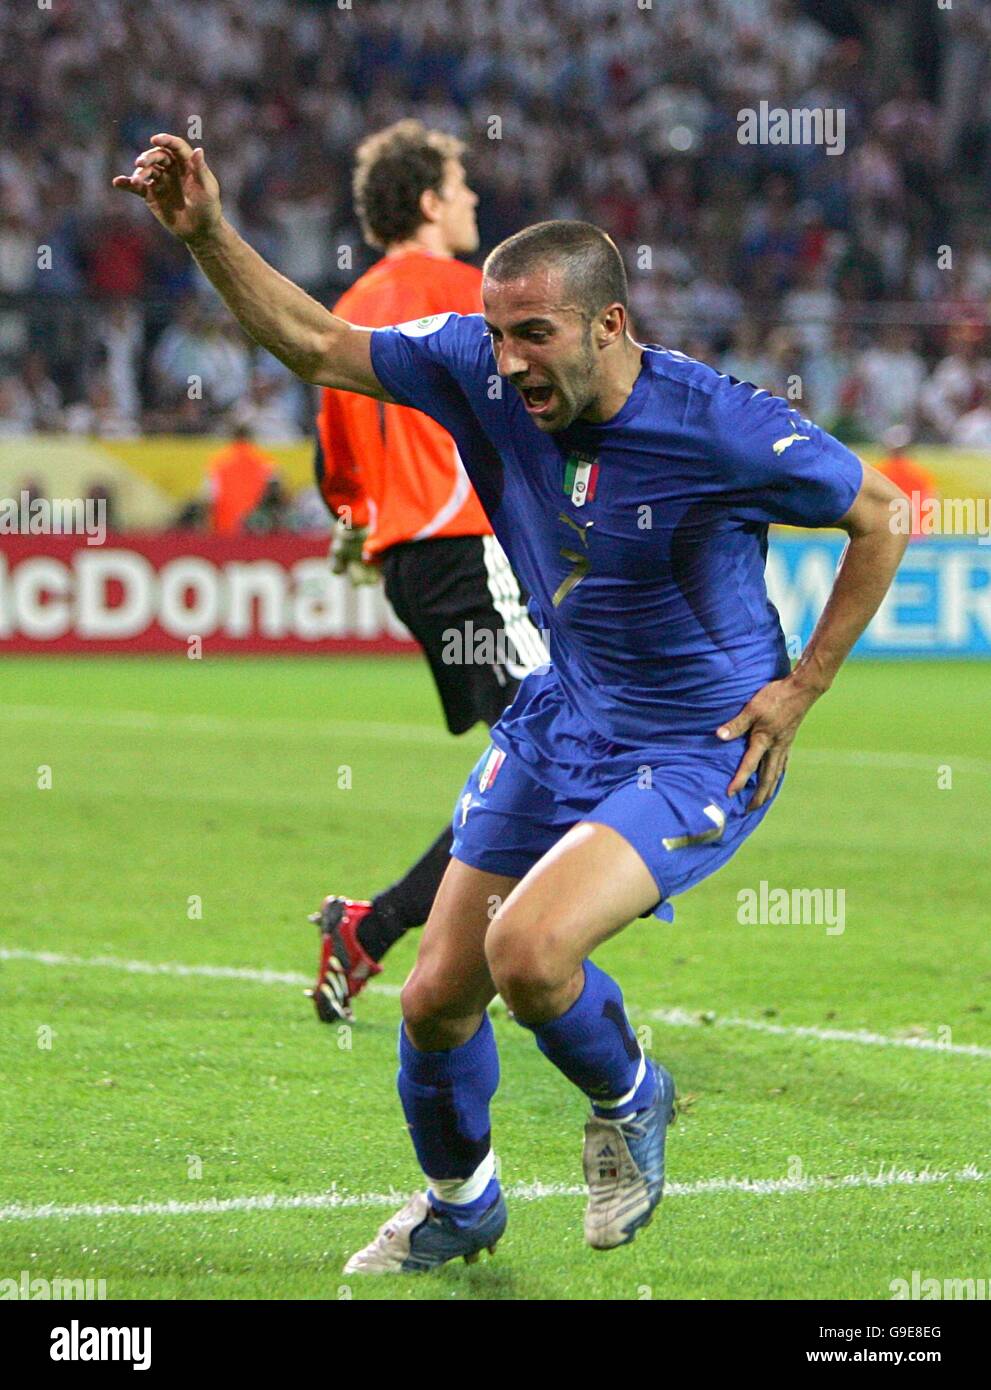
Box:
[112,134,222,243]
[717,675,821,811]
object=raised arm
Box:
[113,134,391,397]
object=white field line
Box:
[798,748,991,776]
[644,1007,991,1059]
[2,703,989,775]
[3,948,989,1057]
[0,947,399,997]
[0,704,459,748]
[0,1164,985,1224]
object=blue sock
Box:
[521,960,656,1120]
[397,1015,500,1228]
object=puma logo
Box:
[772,432,810,455]
[558,512,594,545]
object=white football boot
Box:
[343,1189,507,1274]
[583,1061,677,1250]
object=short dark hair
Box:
[483,221,629,318]
[353,120,465,250]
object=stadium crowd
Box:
[1,0,991,449]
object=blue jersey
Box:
[371,313,862,796]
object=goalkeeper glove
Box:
[329,517,379,587]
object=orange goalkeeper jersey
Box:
[315,249,490,557]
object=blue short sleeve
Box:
[708,381,863,528]
[370,311,490,413]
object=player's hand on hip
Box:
[112,134,222,244]
[717,676,819,811]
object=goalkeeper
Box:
[309,121,547,1022]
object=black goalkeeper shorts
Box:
[379,534,549,735]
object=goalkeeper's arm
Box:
[113,134,389,397]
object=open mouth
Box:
[520,384,555,415]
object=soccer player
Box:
[309,121,547,1024]
[114,136,908,1271]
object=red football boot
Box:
[306,896,382,1023]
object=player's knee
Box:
[400,963,481,1044]
[485,913,570,1009]
[400,967,447,1031]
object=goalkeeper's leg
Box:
[307,826,453,1022]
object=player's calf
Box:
[499,944,676,1251]
[347,861,512,1274]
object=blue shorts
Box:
[450,740,780,922]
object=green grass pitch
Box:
[1,655,988,1300]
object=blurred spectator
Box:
[722,319,775,389]
[765,327,805,401]
[0,375,34,436]
[950,385,991,451]
[174,496,209,530]
[33,180,86,296]
[93,301,144,426]
[63,370,140,437]
[855,326,926,439]
[0,203,34,358]
[629,74,714,159]
[955,234,991,300]
[244,477,292,534]
[0,0,987,452]
[875,70,939,173]
[781,260,839,355]
[0,205,35,293]
[86,482,119,533]
[919,325,991,442]
[269,172,339,297]
[19,351,63,432]
[938,0,991,167]
[286,485,334,534]
[207,425,277,534]
[875,426,939,537]
[767,0,833,89]
[0,352,61,433]
[739,192,803,298]
[683,244,742,344]
[802,321,864,441]
[150,299,252,423]
[82,204,151,299]
[228,362,307,443]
